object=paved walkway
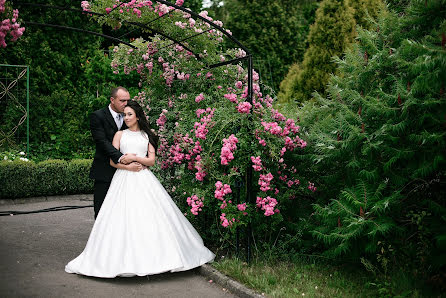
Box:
[0,198,236,298]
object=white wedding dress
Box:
[65,129,215,278]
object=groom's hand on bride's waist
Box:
[127,162,145,172]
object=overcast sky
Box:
[202,0,224,8]
[202,0,212,7]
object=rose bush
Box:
[85,0,314,247]
[0,0,25,48]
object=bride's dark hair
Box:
[125,100,158,151]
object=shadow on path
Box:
[0,199,235,298]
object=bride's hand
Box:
[120,153,137,165]
[127,162,143,172]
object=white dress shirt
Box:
[109,105,123,130]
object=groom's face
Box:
[110,89,130,113]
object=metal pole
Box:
[248,56,253,105]
[246,55,254,264]
[26,66,29,156]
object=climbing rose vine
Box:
[0,0,25,48]
[85,0,314,230]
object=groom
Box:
[89,86,133,218]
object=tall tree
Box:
[298,0,446,284]
[213,0,318,90]
[278,0,384,103]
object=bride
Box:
[65,100,215,278]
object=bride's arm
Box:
[109,131,143,172]
[130,143,156,167]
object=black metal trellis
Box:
[14,0,255,262]
[15,1,253,70]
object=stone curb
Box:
[198,264,264,298]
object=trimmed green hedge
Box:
[0,159,93,199]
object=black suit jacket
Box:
[89,106,127,182]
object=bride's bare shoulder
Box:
[114,130,124,139]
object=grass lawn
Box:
[212,257,428,297]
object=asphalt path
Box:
[0,199,235,298]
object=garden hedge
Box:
[0,159,93,199]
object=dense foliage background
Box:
[1,0,445,294]
[208,0,319,90]
[0,0,140,160]
[278,0,446,292]
[0,0,320,160]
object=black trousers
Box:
[93,180,111,219]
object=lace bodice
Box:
[119,129,149,157]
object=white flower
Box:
[158,4,170,15]
[235,48,246,58]
[19,157,29,162]
[81,1,90,10]
[315,286,318,289]
[19,151,25,155]
[3,156,7,160]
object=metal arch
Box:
[15,2,254,102]
[14,2,200,59]
[108,0,253,56]
[23,21,138,49]
[123,19,200,59]
[75,0,252,55]
[156,27,213,51]
[154,0,251,55]
[13,1,256,131]
[152,0,254,107]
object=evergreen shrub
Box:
[294,0,446,284]
[0,159,93,199]
[278,0,385,103]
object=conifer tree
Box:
[299,0,446,278]
[350,0,384,28]
[280,0,356,103]
[277,63,301,102]
[278,0,384,103]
